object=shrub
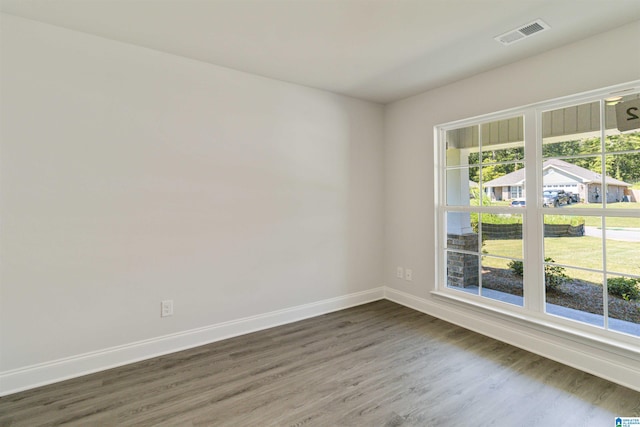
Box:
[508,258,566,292]
[607,277,640,301]
[508,260,524,277]
[544,258,568,292]
[543,215,585,226]
[507,257,569,291]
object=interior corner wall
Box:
[383,19,639,299]
[383,20,640,388]
[0,13,384,390]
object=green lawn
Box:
[561,202,640,228]
[482,236,640,283]
[472,200,639,283]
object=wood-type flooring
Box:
[1,300,639,426]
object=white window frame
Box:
[434,80,640,349]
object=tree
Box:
[464,132,640,186]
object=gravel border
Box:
[480,266,640,324]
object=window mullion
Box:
[523,108,544,313]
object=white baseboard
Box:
[384,287,640,392]
[0,288,385,396]
[4,286,638,396]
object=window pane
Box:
[480,116,524,161]
[446,250,479,293]
[446,212,479,292]
[481,255,523,307]
[480,213,523,258]
[604,216,640,276]
[603,154,638,205]
[543,157,600,206]
[482,162,524,205]
[542,101,601,157]
[447,125,478,167]
[446,168,472,206]
[605,131,640,154]
[607,274,640,337]
[545,265,604,328]
[446,212,477,248]
[544,215,600,271]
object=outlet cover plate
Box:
[161,300,173,317]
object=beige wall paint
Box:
[0,14,384,372]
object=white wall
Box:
[0,14,384,391]
[384,20,640,389]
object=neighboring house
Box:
[484,159,631,203]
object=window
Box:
[444,115,525,307]
[437,82,640,342]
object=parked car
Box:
[510,198,526,207]
[543,190,571,207]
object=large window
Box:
[437,82,640,342]
[444,116,525,307]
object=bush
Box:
[510,258,567,291]
[543,215,585,226]
[508,260,523,277]
[544,258,568,292]
[607,277,640,301]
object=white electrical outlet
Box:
[161,300,173,317]
[405,269,413,281]
[396,267,404,278]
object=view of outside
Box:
[541,95,640,335]
[443,92,640,337]
[445,116,525,307]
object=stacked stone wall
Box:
[447,233,478,288]
[479,223,584,239]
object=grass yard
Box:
[470,200,639,282]
[562,202,640,228]
[482,236,640,283]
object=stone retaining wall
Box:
[481,223,522,239]
[480,223,584,239]
[543,223,584,237]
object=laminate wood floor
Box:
[1,300,639,426]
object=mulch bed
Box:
[480,266,640,324]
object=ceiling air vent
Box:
[495,19,550,46]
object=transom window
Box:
[436,82,640,342]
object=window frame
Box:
[434,80,640,348]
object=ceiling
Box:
[2,0,640,104]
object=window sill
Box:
[430,290,640,360]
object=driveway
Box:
[584,226,640,242]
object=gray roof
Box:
[483,159,631,187]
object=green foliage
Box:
[469,187,492,206]
[607,277,640,301]
[480,214,522,224]
[507,258,567,292]
[470,132,640,185]
[468,148,524,183]
[544,257,568,292]
[542,134,640,183]
[508,260,523,277]
[543,215,585,226]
